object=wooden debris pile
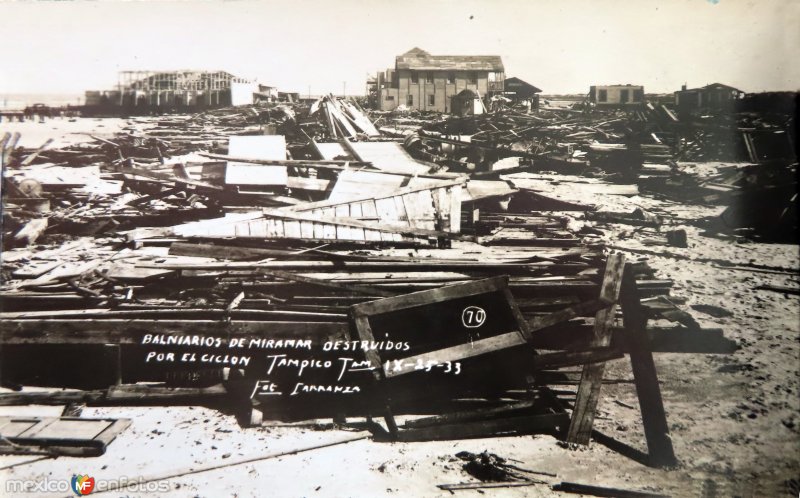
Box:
[309,95,381,139]
[1,165,735,468]
[404,104,679,176]
[0,99,743,466]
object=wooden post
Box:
[351,314,398,436]
[566,253,626,444]
[619,264,678,468]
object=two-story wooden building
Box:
[375,48,504,113]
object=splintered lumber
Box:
[0,308,346,321]
[328,167,457,202]
[532,347,624,370]
[13,218,48,245]
[19,138,54,166]
[566,253,626,444]
[120,163,223,190]
[340,100,380,136]
[552,481,670,498]
[260,208,459,242]
[200,153,373,169]
[346,141,430,174]
[438,481,542,491]
[619,265,677,467]
[754,284,800,296]
[0,384,228,406]
[0,390,107,406]
[250,267,397,298]
[169,242,319,260]
[0,320,348,345]
[394,413,568,442]
[290,178,464,232]
[385,333,529,378]
[138,208,454,245]
[323,99,358,137]
[106,383,228,400]
[1,132,20,165]
[403,400,537,428]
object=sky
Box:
[1,0,799,96]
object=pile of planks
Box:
[0,102,739,466]
[310,94,381,139]
[1,180,735,467]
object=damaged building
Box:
[374,47,504,113]
[674,82,745,112]
[589,84,645,107]
[502,76,542,108]
[84,70,259,114]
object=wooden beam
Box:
[524,299,607,340]
[200,153,373,169]
[260,208,462,241]
[253,267,397,298]
[119,164,223,190]
[403,399,537,428]
[0,320,347,345]
[395,413,568,442]
[566,253,626,444]
[352,276,508,317]
[352,314,398,436]
[619,265,677,468]
[552,481,669,498]
[19,138,54,166]
[532,347,624,371]
[438,481,542,491]
[383,331,527,379]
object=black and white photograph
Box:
[0,1,798,496]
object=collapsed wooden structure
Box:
[0,228,733,467]
[0,102,739,466]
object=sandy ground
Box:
[1,120,798,497]
[0,117,128,148]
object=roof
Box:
[591,84,644,89]
[504,77,542,93]
[677,83,744,93]
[702,83,743,92]
[396,47,504,72]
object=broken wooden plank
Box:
[394,413,568,442]
[566,253,626,444]
[532,347,624,371]
[0,320,348,345]
[552,481,670,497]
[290,178,464,233]
[403,400,537,429]
[438,481,542,491]
[13,219,48,246]
[619,265,677,468]
[19,138,54,166]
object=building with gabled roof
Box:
[502,77,542,108]
[373,48,505,113]
[675,82,744,111]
